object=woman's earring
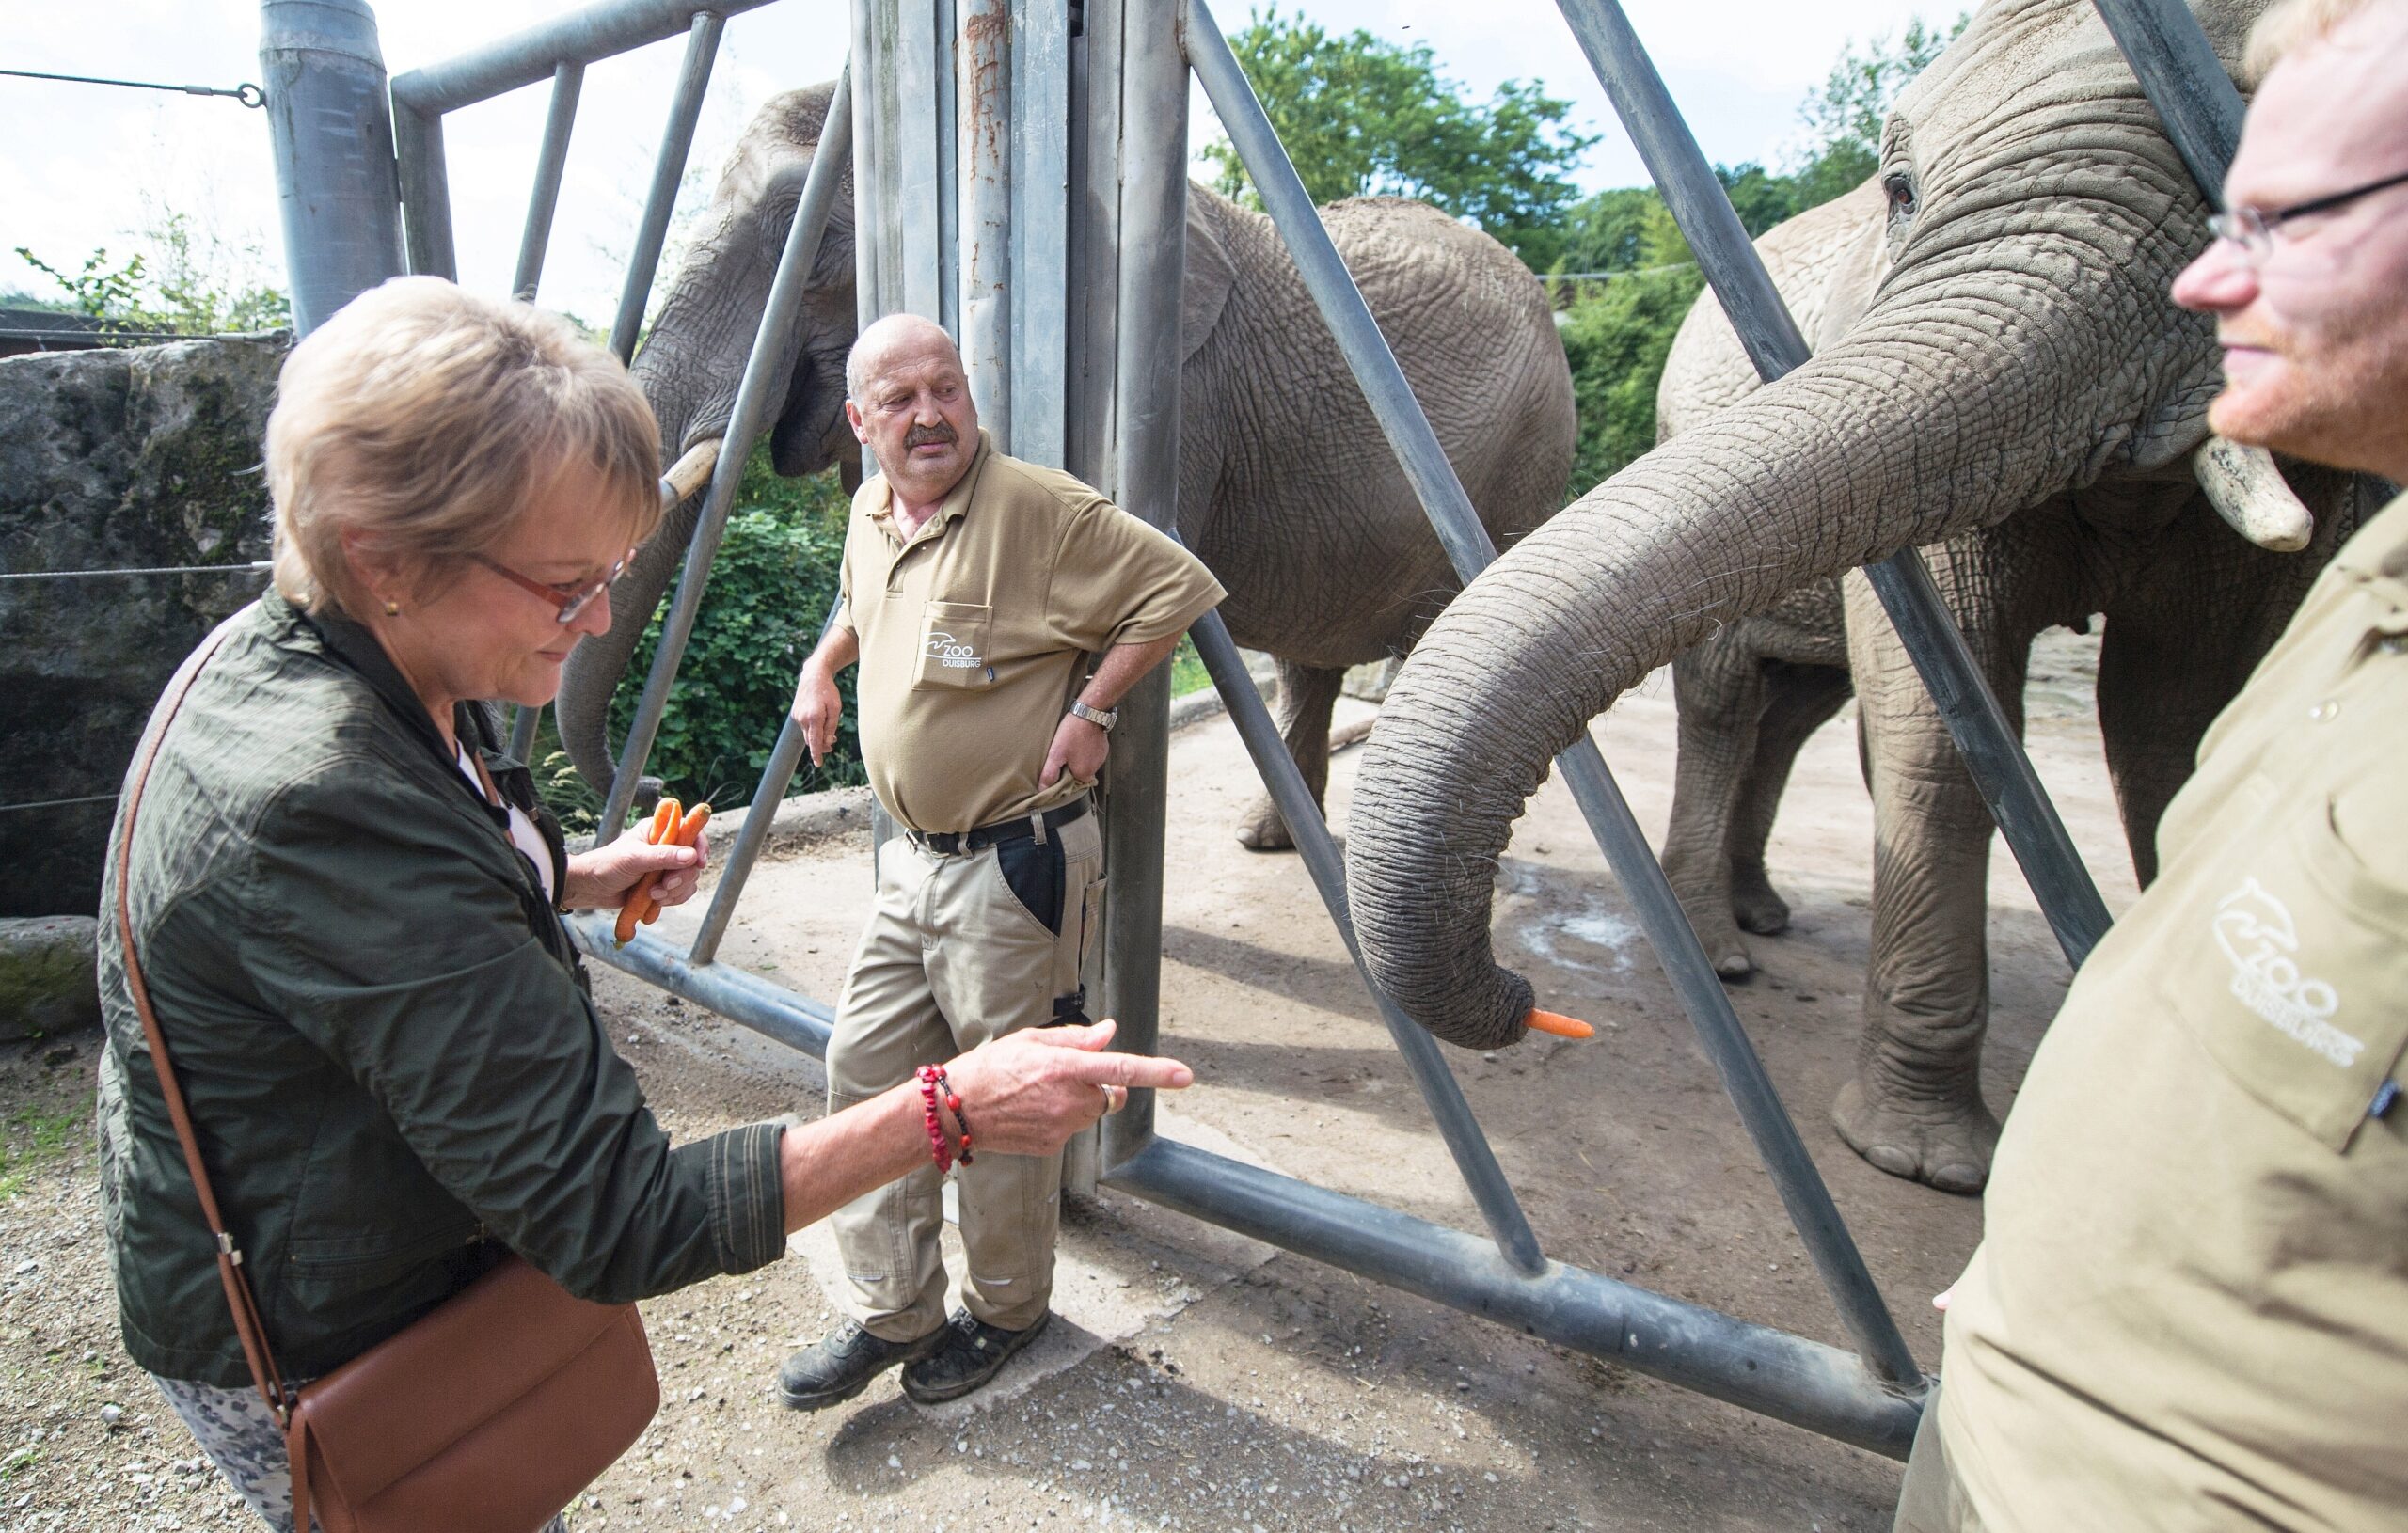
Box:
[383,599,401,616]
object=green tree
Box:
[17,210,289,336]
[1786,13,1967,207]
[1555,260,1706,495]
[1200,6,1597,268]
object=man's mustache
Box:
[904,422,958,449]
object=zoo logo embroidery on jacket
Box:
[2212,877,2363,1068]
[926,630,983,670]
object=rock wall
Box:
[0,336,287,919]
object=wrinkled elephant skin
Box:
[552,84,1576,846]
[1343,0,2385,1193]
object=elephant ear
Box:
[1181,195,1237,364]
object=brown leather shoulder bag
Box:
[114,632,660,1533]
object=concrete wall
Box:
[0,335,288,919]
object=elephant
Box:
[1342,0,2387,1194]
[554,82,1577,847]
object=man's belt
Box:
[909,795,1090,856]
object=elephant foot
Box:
[1673,899,1755,980]
[1235,799,1297,853]
[1832,1073,1999,1195]
[1730,869,1792,937]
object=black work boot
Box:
[901,1307,1052,1404]
[777,1320,944,1411]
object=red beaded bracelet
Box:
[916,1065,974,1169]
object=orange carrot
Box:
[638,802,711,925]
[1525,1008,1594,1040]
[613,798,683,945]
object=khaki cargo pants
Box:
[826,803,1104,1341]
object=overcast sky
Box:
[1,0,1961,325]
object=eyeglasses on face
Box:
[472,551,630,624]
[2208,165,2408,263]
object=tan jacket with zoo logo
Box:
[1935,491,2408,1530]
[838,433,1224,834]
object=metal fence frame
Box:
[260,0,2255,1464]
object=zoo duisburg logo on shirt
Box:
[927,631,983,670]
[2212,877,2363,1068]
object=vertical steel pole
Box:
[261,0,406,335]
[513,61,586,301]
[1007,0,1073,467]
[1551,0,2112,969]
[958,0,1014,442]
[1096,0,1186,1167]
[392,99,458,280]
[607,10,724,364]
[1187,0,1921,1387]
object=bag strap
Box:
[112,628,294,1428]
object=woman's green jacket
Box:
[97,593,788,1387]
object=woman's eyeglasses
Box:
[473,551,630,624]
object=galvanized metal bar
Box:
[1188,0,1922,1387]
[607,10,723,364]
[261,0,406,334]
[2088,0,2242,197]
[1107,1139,1923,1458]
[1187,608,1545,1272]
[937,0,962,337]
[850,0,887,324]
[1553,0,2112,969]
[895,0,947,321]
[388,0,777,115]
[507,703,544,763]
[1095,0,1187,1165]
[512,61,585,301]
[1007,0,1071,466]
[598,65,854,838]
[958,0,1014,441]
[566,913,834,1055]
[1063,0,1125,487]
[392,99,460,280]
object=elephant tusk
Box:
[658,437,725,510]
[2193,436,2313,553]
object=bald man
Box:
[777,315,1223,1410]
[1895,2,2408,1527]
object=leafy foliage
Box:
[1555,262,1707,495]
[16,211,290,336]
[586,450,863,823]
[1200,6,1597,268]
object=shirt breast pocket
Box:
[917,600,995,690]
[2153,789,2408,1153]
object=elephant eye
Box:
[1883,172,1918,218]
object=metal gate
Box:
[261,0,2252,1460]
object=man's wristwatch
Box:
[1069,700,1119,733]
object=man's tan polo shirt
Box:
[1933,491,2408,1530]
[838,433,1224,834]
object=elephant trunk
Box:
[1344,313,2166,1050]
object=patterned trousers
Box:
[151,1374,570,1533]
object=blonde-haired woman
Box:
[98,277,1186,1531]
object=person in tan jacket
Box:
[1894,1,2408,1526]
[778,315,1224,1409]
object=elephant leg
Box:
[1831,550,2046,1194]
[1662,635,1768,979]
[1728,658,1853,936]
[1235,658,1348,852]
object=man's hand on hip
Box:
[790,662,843,767]
[1040,712,1109,788]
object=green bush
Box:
[1556,262,1708,498]
[588,454,864,823]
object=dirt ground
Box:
[0,631,2135,1533]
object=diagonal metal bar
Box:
[512,60,585,301]
[599,65,854,838]
[688,589,851,964]
[2088,0,2242,197]
[1187,605,1545,1273]
[389,0,779,115]
[1554,0,2113,971]
[1187,0,1920,1387]
[607,10,723,365]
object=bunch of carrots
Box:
[614,796,712,946]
